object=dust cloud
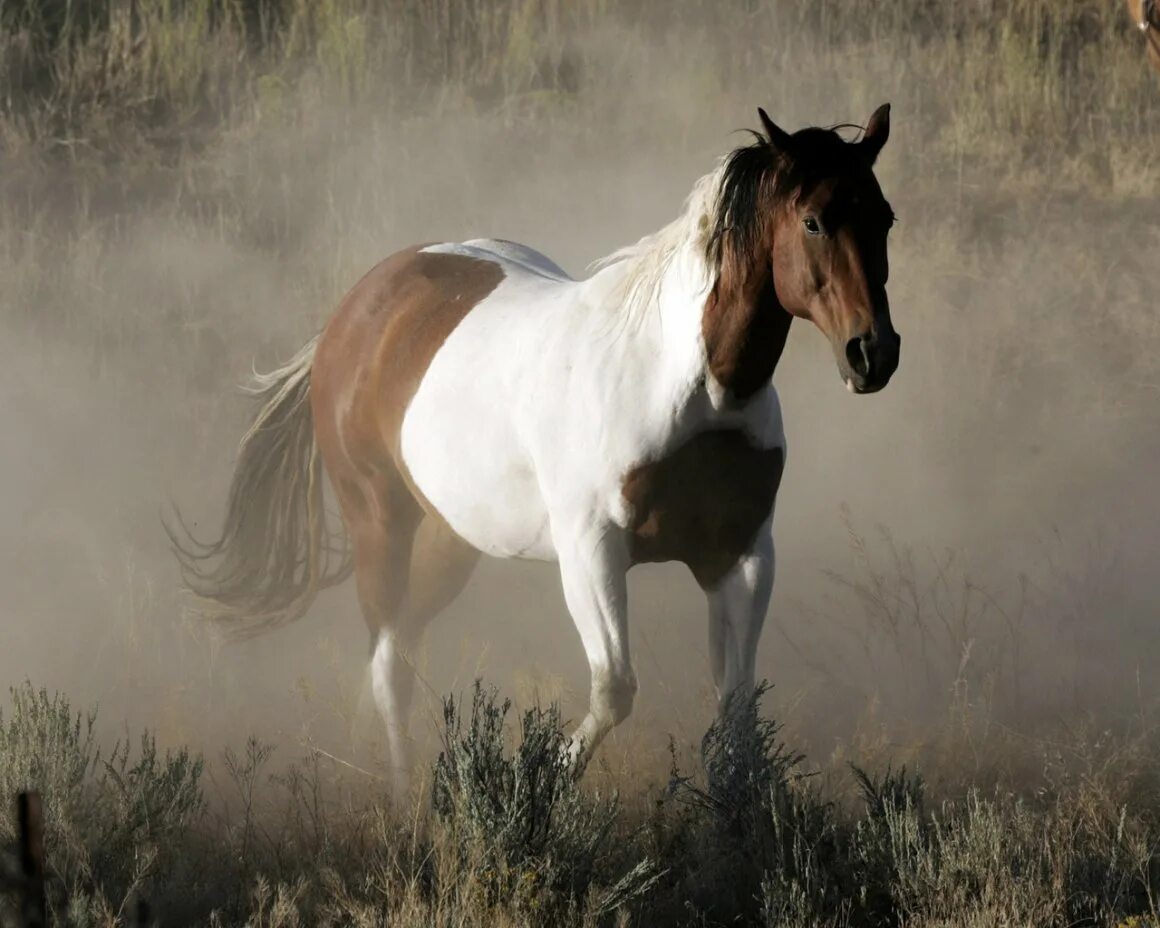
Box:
[2,13,1158,784]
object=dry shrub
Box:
[432,683,662,925]
[0,683,202,925]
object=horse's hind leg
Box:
[406,516,481,633]
[338,473,422,786]
[371,516,479,787]
[350,499,479,788]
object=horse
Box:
[169,105,901,781]
[1129,0,1160,77]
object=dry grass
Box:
[4,681,1160,926]
[1,0,1156,178]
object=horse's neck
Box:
[585,239,708,367]
[589,233,791,407]
[700,257,793,402]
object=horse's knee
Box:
[716,677,757,718]
[591,668,637,727]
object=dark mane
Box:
[705,126,864,273]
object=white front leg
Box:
[556,523,637,762]
[704,518,774,711]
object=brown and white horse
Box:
[1129,0,1160,77]
[170,106,901,780]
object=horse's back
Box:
[455,238,573,282]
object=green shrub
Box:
[433,682,661,925]
[0,683,203,924]
[668,684,848,926]
[665,685,1160,927]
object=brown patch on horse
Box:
[309,247,503,634]
[702,244,794,401]
[701,146,791,400]
[622,430,783,589]
[312,246,504,495]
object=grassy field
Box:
[2,0,1160,925]
[3,679,1160,926]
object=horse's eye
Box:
[803,216,822,236]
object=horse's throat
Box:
[701,267,792,401]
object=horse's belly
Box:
[400,378,555,561]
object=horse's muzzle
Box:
[842,328,900,394]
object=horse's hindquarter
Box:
[313,245,529,541]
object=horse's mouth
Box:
[844,374,890,395]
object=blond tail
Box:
[166,336,351,639]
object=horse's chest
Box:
[621,429,784,588]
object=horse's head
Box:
[764,105,899,394]
[708,105,900,396]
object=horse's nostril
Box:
[845,336,871,377]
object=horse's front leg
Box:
[556,523,636,763]
[703,517,775,713]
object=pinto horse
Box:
[1129,0,1160,77]
[170,106,900,776]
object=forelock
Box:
[706,125,873,272]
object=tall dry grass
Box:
[1,0,1155,177]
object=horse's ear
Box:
[859,103,891,164]
[757,107,793,154]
